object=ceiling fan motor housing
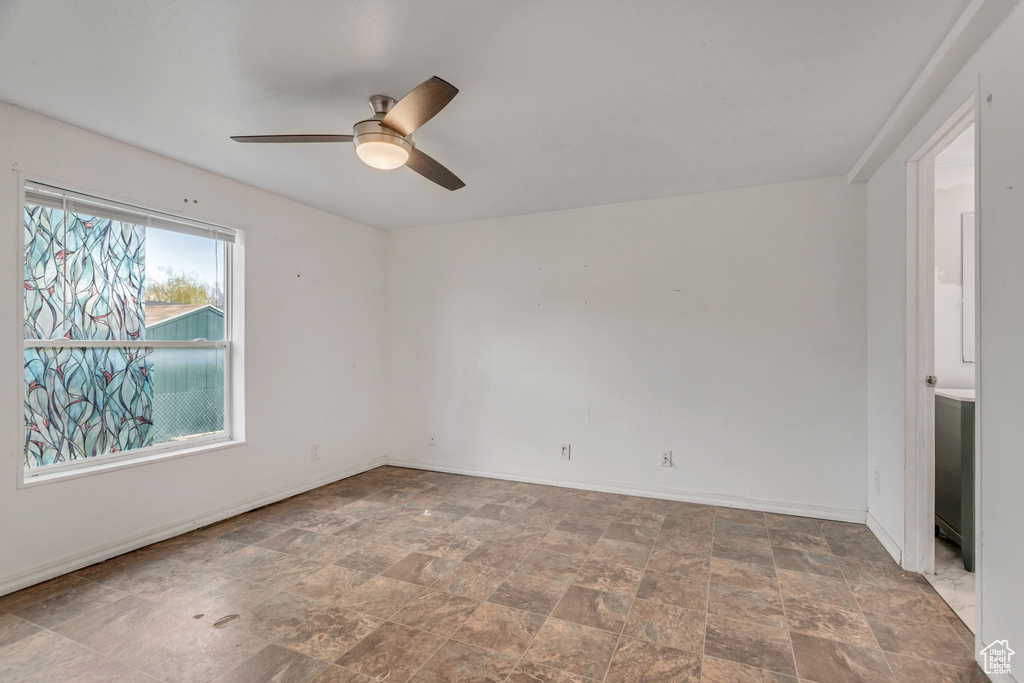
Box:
[353,119,412,150]
[352,119,413,169]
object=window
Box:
[22,181,237,478]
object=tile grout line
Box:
[816,518,898,682]
[8,606,179,683]
[772,518,807,682]
[697,506,715,682]
[595,498,661,682]
[713,512,810,680]
[490,492,628,682]
[823,519,979,677]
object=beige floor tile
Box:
[708,583,787,629]
[789,632,892,683]
[710,557,779,593]
[380,551,459,586]
[410,640,517,682]
[777,568,858,610]
[11,580,128,629]
[550,585,633,633]
[463,541,534,570]
[573,558,644,595]
[212,643,327,683]
[334,543,409,574]
[229,591,326,641]
[700,655,798,682]
[310,665,375,682]
[530,529,597,558]
[431,562,510,600]
[507,660,590,682]
[453,602,546,657]
[784,595,878,647]
[488,573,567,616]
[287,565,374,606]
[622,597,704,653]
[336,622,445,682]
[339,575,425,619]
[523,618,620,680]
[0,629,92,682]
[771,548,843,579]
[0,613,41,648]
[704,614,797,677]
[275,608,380,661]
[389,589,480,637]
[636,570,708,611]
[605,637,702,682]
[589,538,652,569]
[515,549,584,583]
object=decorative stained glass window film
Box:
[23,203,153,468]
[24,204,146,342]
[24,346,153,467]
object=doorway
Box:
[905,97,978,634]
[930,121,976,630]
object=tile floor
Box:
[926,536,976,632]
[0,467,987,682]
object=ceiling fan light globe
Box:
[355,140,410,170]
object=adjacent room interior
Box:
[930,121,978,630]
[1,2,1023,682]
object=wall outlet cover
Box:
[561,443,571,460]
[311,444,320,461]
[661,450,672,467]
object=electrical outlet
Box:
[874,471,880,494]
[661,450,673,467]
[560,443,571,460]
[429,434,437,447]
[311,444,320,461]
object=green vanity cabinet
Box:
[934,389,975,572]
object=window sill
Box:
[18,439,247,488]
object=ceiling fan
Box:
[231,76,465,191]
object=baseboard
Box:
[386,457,866,524]
[865,511,903,566]
[0,456,386,597]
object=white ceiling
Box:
[0,0,970,229]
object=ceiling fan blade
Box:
[405,146,465,191]
[380,76,458,136]
[231,134,354,143]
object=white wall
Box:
[934,162,976,390]
[866,1,1024,668]
[387,177,868,520]
[0,102,388,593]
[975,4,1024,669]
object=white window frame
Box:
[17,178,241,485]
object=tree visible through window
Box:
[23,182,235,473]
